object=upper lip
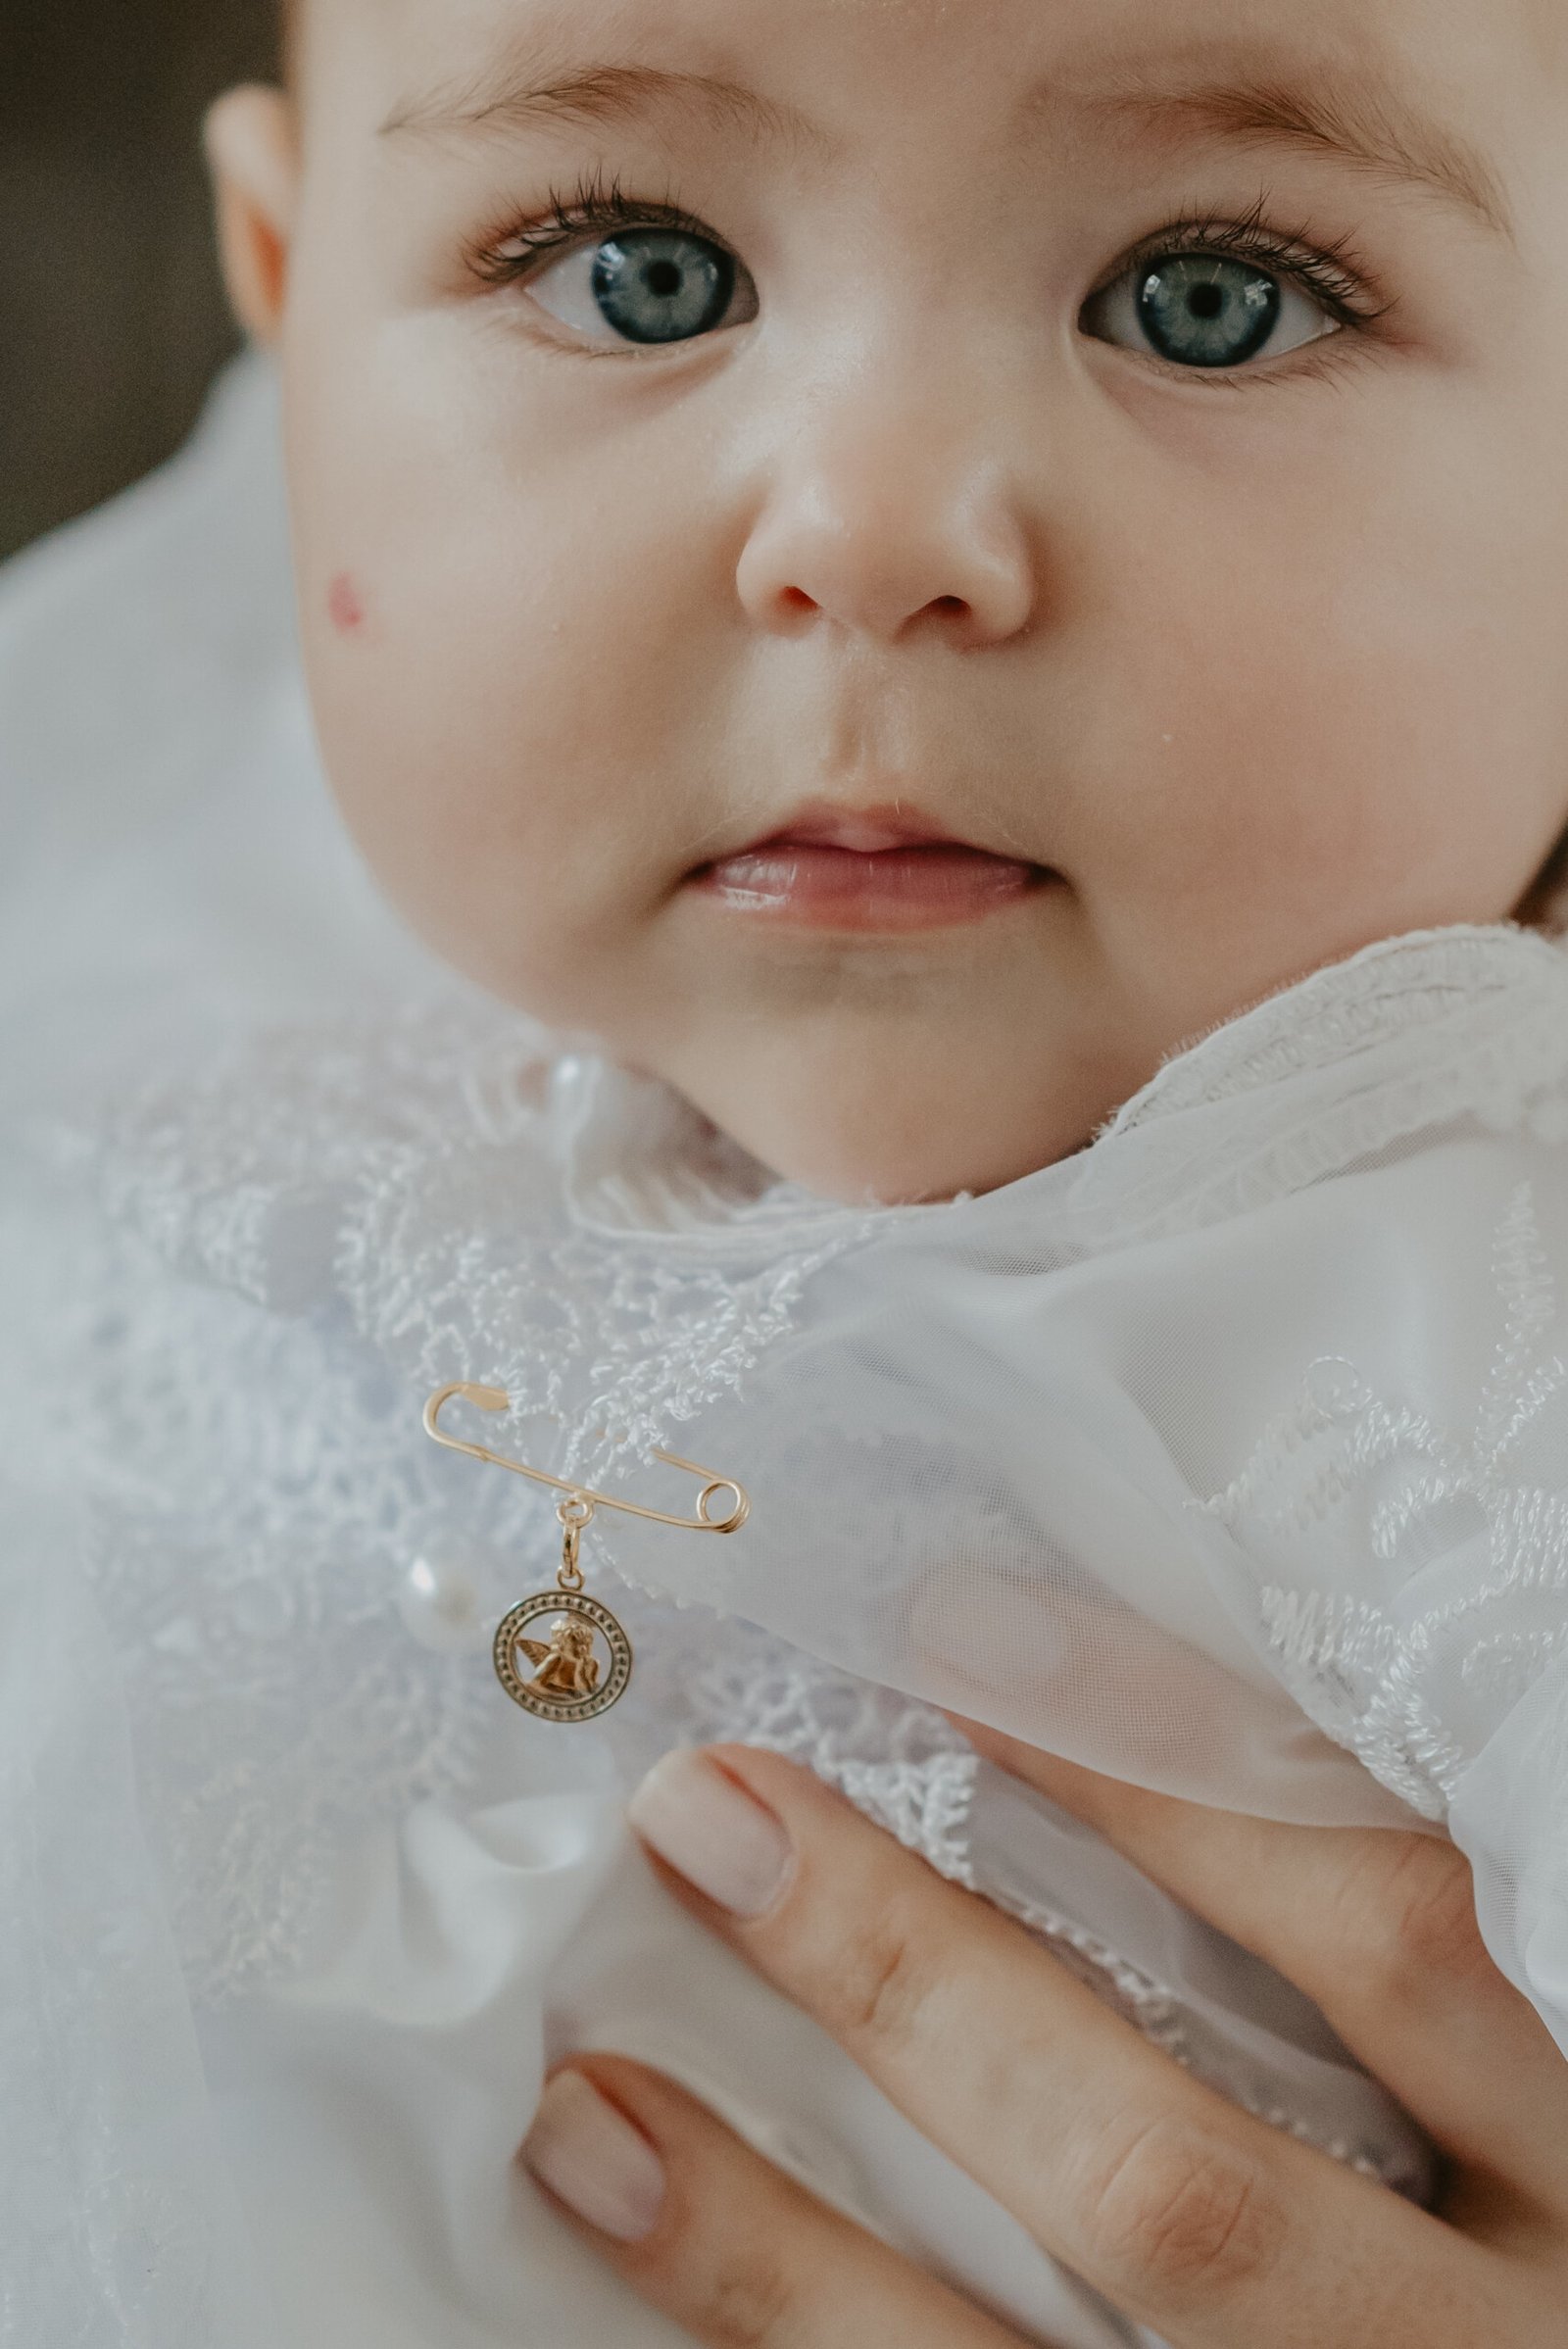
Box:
[705,799,1018,860]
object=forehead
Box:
[314,0,1553,127]
[294,0,1554,269]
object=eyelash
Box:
[1097,193,1396,336]
[470,167,717,285]
[469,169,1397,363]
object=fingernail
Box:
[521,2072,665,2242]
[628,1748,793,1918]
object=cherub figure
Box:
[516,1615,602,1702]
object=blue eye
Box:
[526,225,755,348]
[1085,249,1340,371]
[1136,254,1279,367]
[591,230,736,344]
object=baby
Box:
[215,0,1568,1205]
[8,0,1568,2342]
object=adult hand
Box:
[520,1732,1568,2346]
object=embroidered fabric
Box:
[53,917,1568,2056]
[9,1003,861,2005]
[1209,1177,1568,1816]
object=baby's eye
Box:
[523,227,758,348]
[1082,250,1340,371]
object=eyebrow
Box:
[1059,65,1513,241]
[383,44,1512,245]
[380,57,828,161]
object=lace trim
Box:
[334,1124,883,1524]
[98,996,562,1310]
[1073,925,1568,1246]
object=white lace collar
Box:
[102,917,1568,1285]
[76,916,1567,1542]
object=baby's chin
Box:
[650,1043,1112,1206]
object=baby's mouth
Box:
[689,802,1050,934]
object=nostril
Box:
[780,587,817,614]
[931,596,967,616]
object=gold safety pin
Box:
[422,1383,751,1538]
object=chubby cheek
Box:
[292,427,724,1019]
[1081,482,1568,1033]
[304,585,618,1012]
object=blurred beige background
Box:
[0,0,278,563]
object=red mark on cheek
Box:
[327,572,367,635]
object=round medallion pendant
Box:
[492,1589,634,1722]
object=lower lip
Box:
[692,842,1045,931]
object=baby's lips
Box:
[694,840,1043,930]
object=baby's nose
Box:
[735,405,1036,649]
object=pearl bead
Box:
[397,1547,490,1656]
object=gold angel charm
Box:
[514,1611,603,1699]
[422,1385,749,1723]
[491,1490,634,1724]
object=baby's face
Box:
[241,0,1568,1199]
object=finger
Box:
[627,1746,1510,2349]
[955,1719,1568,2221]
[520,2057,1030,2348]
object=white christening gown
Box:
[6,363,1568,2349]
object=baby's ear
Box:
[205,86,298,347]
